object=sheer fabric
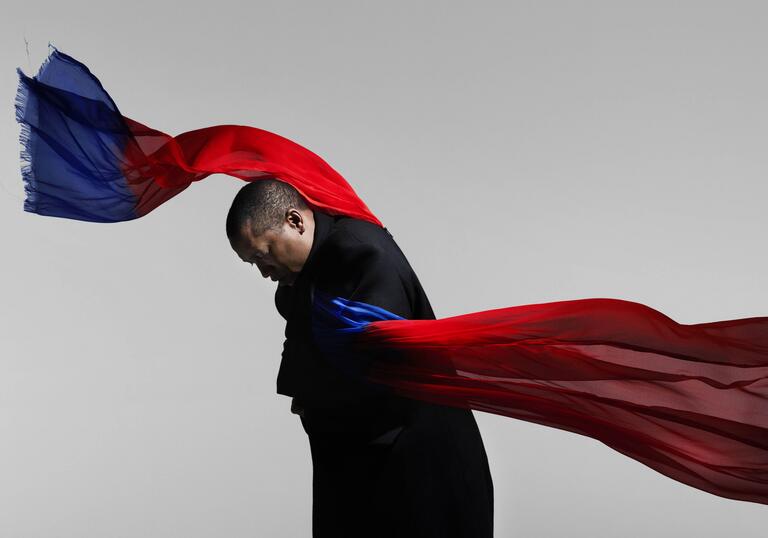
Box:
[312,291,768,505]
[15,46,768,506]
[14,45,379,225]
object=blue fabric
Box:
[14,45,137,223]
[311,290,404,383]
[312,289,405,331]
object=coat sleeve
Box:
[309,233,417,395]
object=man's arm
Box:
[278,230,415,408]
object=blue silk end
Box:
[14,45,137,223]
[311,289,404,383]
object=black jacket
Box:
[274,210,494,537]
[274,210,437,436]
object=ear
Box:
[285,208,306,233]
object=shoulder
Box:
[318,217,394,266]
[334,216,387,240]
[307,217,432,319]
[310,217,411,290]
[333,217,392,249]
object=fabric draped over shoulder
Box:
[14,46,768,508]
[14,45,381,225]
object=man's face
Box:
[230,208,314,286]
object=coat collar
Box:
[274,210,336,320]
[294,209,335,284]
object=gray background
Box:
[1,1,766,536]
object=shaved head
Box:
[226,179,315,286]
[226,179,309,241]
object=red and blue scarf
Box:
[16,45,768,506]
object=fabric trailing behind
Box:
[15,45,768,506]
[15,45,380,225]
[312,291,768,506]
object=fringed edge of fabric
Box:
[14,68,39,215]
[13,43,61,216]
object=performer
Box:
[14,44,768,516]
[227,179,494,536]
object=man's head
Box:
[226,179,315,286]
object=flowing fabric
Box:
[14,46,768,506]
[14,45,380,225]
[311,291,768,506]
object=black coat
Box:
[275,210,494,538]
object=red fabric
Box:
[120,116,382,225]
[355,297,768,505]
[116,114,768,506]
[20,46,766,506]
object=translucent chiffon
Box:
[15,46,768,506]
[14,45,380,225]
[312,291,768,505]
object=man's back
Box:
[275,210,494,537]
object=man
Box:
[227,179,494,537]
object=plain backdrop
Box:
[1,2,766,537]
